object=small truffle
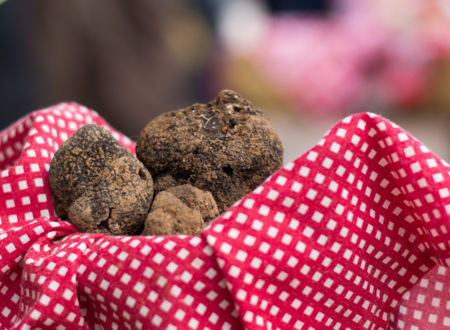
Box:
[49,124,154,235]
[136,89,284,213]
[166,184,219,222]
[142,191,203,236]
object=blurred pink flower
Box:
[244,0,450,115]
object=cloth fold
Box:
[0,103,449,329]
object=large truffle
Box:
[49,124,154,235]
[136,89,283,212]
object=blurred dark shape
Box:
[266,0,330,13]
[192,0,221,30]
[26,0,212,138]
[0,0,37,131]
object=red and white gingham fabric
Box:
[0,103,449,329]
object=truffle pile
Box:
[49,90,283,236]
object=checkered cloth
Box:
[0,103,449,329]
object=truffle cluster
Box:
[49,90,283,235]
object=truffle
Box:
[142,191,203,236]
[49,124,154,235]
[136,89,284,213]
[154,174,178,194]
[166,184,219,222]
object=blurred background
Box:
[1,0,450,162]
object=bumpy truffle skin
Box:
[154,174,178,194]
[136,89,283,213]
[49,124,154,235]
[166,184,219,222]
[142,191,203,236]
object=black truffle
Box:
[142,191,203,236]
[166,184,219,223]
[49,124,154,235]
[136,89,283,213]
